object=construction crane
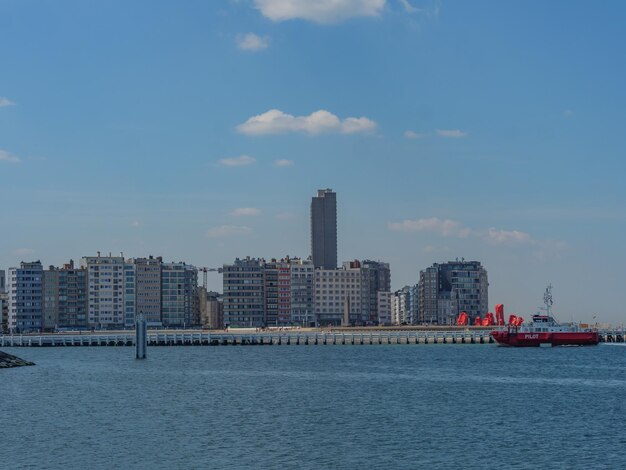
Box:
[199,267,223,290]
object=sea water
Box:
[1,344,625,469]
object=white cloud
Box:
[399,0,418,13]
[437,129,468,138]
[14,248,35,256]
[253,0,386,24]
[207,225,252,238]
[236,33,269,51]
[274,159,294,167]
[131,220,141,228]
[230,207,261,216]
[0,149,20,163]
[388,218,472,237]
[237,109,376,136]
[484,228,532,245]
[218,155,256,167]
[404,130,426,139]
[0,97,15,107]
[402,0,440,17]
[389,217,537,246]
[563,109,574,118]
[341,116,377,134]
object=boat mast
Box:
[542,284,555,321]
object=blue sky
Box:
[1,0,625,323]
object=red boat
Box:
[491,285,599,347]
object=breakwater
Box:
[0,350,35,368]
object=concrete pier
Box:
[1,329,622,348]
[1,329,496,347]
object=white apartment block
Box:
[289,258,314,326]
[390,288,411,325]
[81,255,126,328]
[314,266,365,326]
[377,291,391,326]
[390,293,400,325]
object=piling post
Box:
[135,313,147,359]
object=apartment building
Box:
[222,257,265,327]
[161,262,197,327]
[418,260,488,324]
[81,254,126,329]
[314,265,365,326]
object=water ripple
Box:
[1,345,625,469]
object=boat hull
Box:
[490,330,599,347]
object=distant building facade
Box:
[134,256,162,325]
[123,262,136,328]
[277,262,291,326]
[43,260,88,330]
[409,284,419,324]
[311,189,337,269]
[161,262,197,327]
[263,259,282,326]
[361,260,391,323]
[377,291,392,325]
[8,261,44,333]
[0,295,6,333]
[81,254,126,329]
[289,258,314,326]
[222,257,265,327]
[418,265,439,324]
[43,267,59,330]
[391,286,412,325]
[0,269,5,332]
[314,265,365,326]
[199,289,223,329]
[418,260,488,324]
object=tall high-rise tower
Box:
[311,188,337,269]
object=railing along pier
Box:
[2,329,623,348]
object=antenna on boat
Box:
[542,284,556,321]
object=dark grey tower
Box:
[311,189,337,269]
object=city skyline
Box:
[2,1,626,323]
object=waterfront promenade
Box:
[1,327,623,347]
